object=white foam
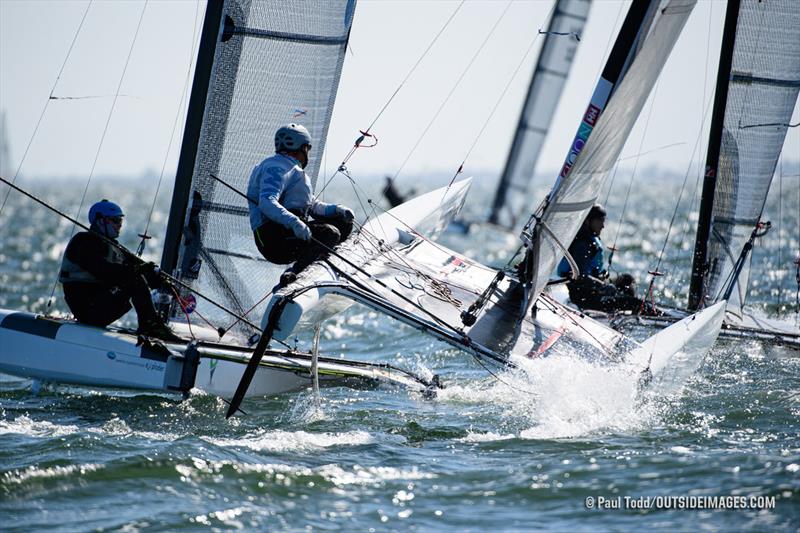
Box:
[3,463,103,484]
[0,415,80,438]
[202,429,374,453]
[439,354,660,439]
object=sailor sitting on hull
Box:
[248,123,354,287]
[557,204,655,315]
[59,200,181,341]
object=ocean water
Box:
[1,176,798,531]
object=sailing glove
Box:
[289,217,312,241]
[335,205,355,222]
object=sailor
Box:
[382,176,405,208]
[557,204,653,314]
[248,123,355,286]
[59,200,181,341]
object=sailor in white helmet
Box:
[247,123,354,286]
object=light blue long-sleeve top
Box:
[247,153,337,231]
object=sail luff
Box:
[688,0,741,311]
[488,0,591,229]
[161,0,225,278]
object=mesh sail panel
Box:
[704,0,800,309]
[527,0,695,302]
[175,0,355,331]
[489,0,591,229]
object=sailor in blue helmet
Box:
[247,123,355,286]
[557,204,655,315]
[58,200,181,341]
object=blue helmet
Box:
[275,123,312,152]
[88,199,124,225]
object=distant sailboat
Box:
[614,0,800,349]
[488,0,590,231]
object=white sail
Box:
[519,0,695,306]
[702,0,800,310]
[488,0,591,230]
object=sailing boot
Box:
[138,318,183,343]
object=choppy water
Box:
[1,176,798,530]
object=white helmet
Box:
[275,123,312,152]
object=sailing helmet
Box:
[88,199,124,225]
[274,123,312,152]
[588,204,607,220]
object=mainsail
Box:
[518,0,695,307]
[689,0,800,312]
[160,0,356,331]
[488,0,591,230]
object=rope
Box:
[46,0,150,308]
[609,79,661,265]
[441,6,554,198]
[316,1,466,196]
[390,0,514,185]
[138,0,202,256]
[0,1,93,218]
[649,9,717,293]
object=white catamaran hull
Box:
[0,309,428,396]
[628,301,726,387]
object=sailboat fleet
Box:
[0,0,796,413]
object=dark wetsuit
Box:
[59,231,160,327]
[557,226,645,314]
[253,210,353,274]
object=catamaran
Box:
[606,0,800,349]
[1,0,727,416]
[225,0,728,415]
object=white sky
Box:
[0,0,798,183]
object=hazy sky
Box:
[1,0,798,184]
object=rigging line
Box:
[363,0,465,135]
[442,7,552,194]
[318,0,466,193]
[0,0,93,218]
[653,0,715,278]
[653,93,714,276]
[0,175,270,337]
[139,0,202,254]
[390,0,515,185]
[615,142,688,162]
[47,94,142,100]
[610,79,662,259]
[471,354,537,396]
[207,172,469,340]
[47,0,150,308]
[534,295,616,354]
[593,0,625,86]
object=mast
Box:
[160,0,226,276]
[687,0,741,311]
